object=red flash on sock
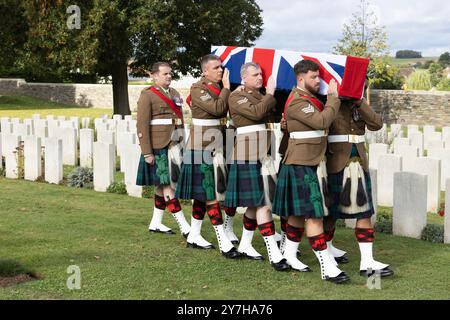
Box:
[308,233,328,251]
[192,199,206,220]
[154,195,166,210]
[258,221,275,237]
[280,217,288,233]
[286,225,304,242]
[243,215,257,231]
[355,228,375,243]
[223,206,237,217]
[166,198,182,213]
[324,227,336,242]
[206,203,223,226]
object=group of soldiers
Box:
[135,54,394,284]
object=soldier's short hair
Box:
[151,62,171,74]
[240,62,260,78]
[294,60,320,76]
[200,54,221,72]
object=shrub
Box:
[107,182,128,195]
[374,211,393,234]
[436,78,450,91]
[421,224,444,243]
[141,186,154,199]
[406,70,432,90]
[67,167,93,188]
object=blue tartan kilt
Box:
[175,149,216,201]
[224,161,266,208]
[272,164,325,219]
[328,168,374,220]
[136,148,170,187]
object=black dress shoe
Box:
[325,272,350,284]
[240,252,264,261]
[182,232,189,239]
[149,228,175,235]
[186,242,215,250]
[231,240,239,245]
[360,267,394,278]
[222,247,242,259]
[298,267,312,272]
[271,258,291,271]
[334,255,349,264]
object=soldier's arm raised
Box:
[190,85,230,117]
[356,99,383,131]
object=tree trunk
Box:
[111,61,131,116]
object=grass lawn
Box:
[389,57,438,67]
[0,95,112,120]
[0,177,449,300]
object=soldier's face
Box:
[153,66,172,87]
[203,59,223,83]
[242,66,263,89]
[302,70,321,93]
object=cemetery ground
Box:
[1,94,449,299]
[0,95,112,120]
[0,176,449,300]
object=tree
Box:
[333,0,402,89]
[428,62,444,87]
[0,0,28,77]
[11,0,263,115]
[438,52,450,67]
[395,50,422,59]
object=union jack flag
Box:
[211,46,369,99]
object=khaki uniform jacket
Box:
[326,99,383,173]
[228,87,277,161]
[136,86,183,155]
[283,87,341,166]
[187,77,230,150]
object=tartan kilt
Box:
[224,161,266,208]
[175,149,216,201]
[328,168,374,220]
[272,164,325,219]
[136,148,170,186]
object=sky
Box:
[254,0,450,57]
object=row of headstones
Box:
[0,114,139,167]
[367,124,450,213]
[344,170,450,244]
[0,132,144,198]
[366,124,450,152]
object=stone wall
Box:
[1,78,450,125]
[369,89,450,127]
[0,78,191,112]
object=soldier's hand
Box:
[222,68,230,90]
[280,115,287,130]
[266,75,275,96]
[144,154,155,165]
[327,79,338,97]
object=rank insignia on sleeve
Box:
[237,97,248,105]
[200,93,212,101]
[301,104,315,114]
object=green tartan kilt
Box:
[136,148,171,186]
[328,168,374,220]
[272,164,325,219]
[224,161,266,208]
[175,149,216,201]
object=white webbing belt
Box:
[236,124,267,135]
[150,119,173,125]
[328,135,365,143]
[192,118,221,126]
[289,130,326,139]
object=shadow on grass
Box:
[0,259,41,288]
